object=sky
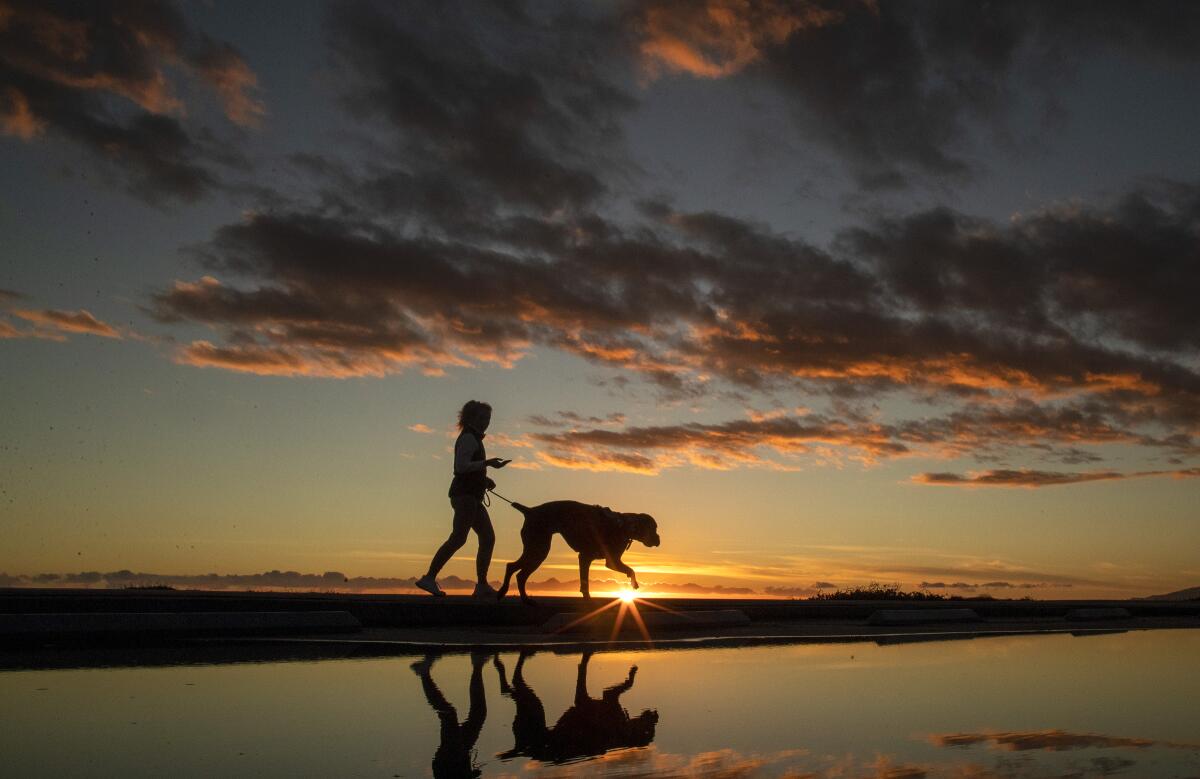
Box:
[2,0,1199,599]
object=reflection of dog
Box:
[495,650,658,764]
[496,500,661,604]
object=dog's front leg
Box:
[578,555,593,599]
[605,557,638,589]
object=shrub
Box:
[809,582,946,601]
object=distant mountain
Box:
[1144,585,1200,601]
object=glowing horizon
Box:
[3,1,1198,602]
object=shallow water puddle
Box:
[2,629,1199,777]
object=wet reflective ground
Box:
[2,629,1198,777]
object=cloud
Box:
[918,580,1069,590]
[12,308,121,339]
[528,410,627,428]
[151,188,1200,466]
[0,0,262,202]
[2,569,755,598]
[324,0,632,215]
[914,467,1200,488]
[846,191,1200,355]
[408,423,434,434]
[138,4,1199,479]
[175,339,406,378]
[627,1,1200,188]
[190,40,265,128]
[512,394,1198,475]
[929,729,1199,752]
[525,746,812,779]
[8,569,462,593]
[631,0,847,79]
[530,413,909,473]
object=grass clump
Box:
[810,582,946,601]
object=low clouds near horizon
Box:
[0,568,1090,597]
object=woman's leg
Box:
[425,498,472,578]
[472,503,495,585]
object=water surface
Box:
[2,629,1198,777]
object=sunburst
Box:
[549,587,700,645]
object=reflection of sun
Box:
[618,589,637,603]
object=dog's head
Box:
[626,513,660,548]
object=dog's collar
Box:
[595,504,638,536]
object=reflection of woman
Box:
[416,400,509,598]
[411,654,488,779]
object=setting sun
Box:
[618,589,638,603]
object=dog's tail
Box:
[511,502,530,514]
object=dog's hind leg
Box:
[498,521,536,600]
[496,559,521,601]
[515,536,552,605]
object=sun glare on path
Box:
[548,589,690,646]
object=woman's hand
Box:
[486,457,511,469]
[485,477,496,490]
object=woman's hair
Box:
[457,400,492,431]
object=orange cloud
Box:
[529,414,909,474]
[0,86,42,139]
[536,448,660,475]
[524,745,810,778]
[176,340,380,378]
[0,1,262,125]
[634,0,848,79]
[408,423,434,434]
[13,308,121,338]
[193,43,266,128]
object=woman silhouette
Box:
[416,400,509,598]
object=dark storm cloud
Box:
[630,0,1200,188]
[139,1,1200,478]
[0,0,262,202]
[324,0,634,215]
[151,184,1200,469]
[845,189,1200,353]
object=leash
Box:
[486,488,516,507]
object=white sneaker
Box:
[416,575,445,597]
[472,581,496,599]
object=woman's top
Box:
[448,428,487,499]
